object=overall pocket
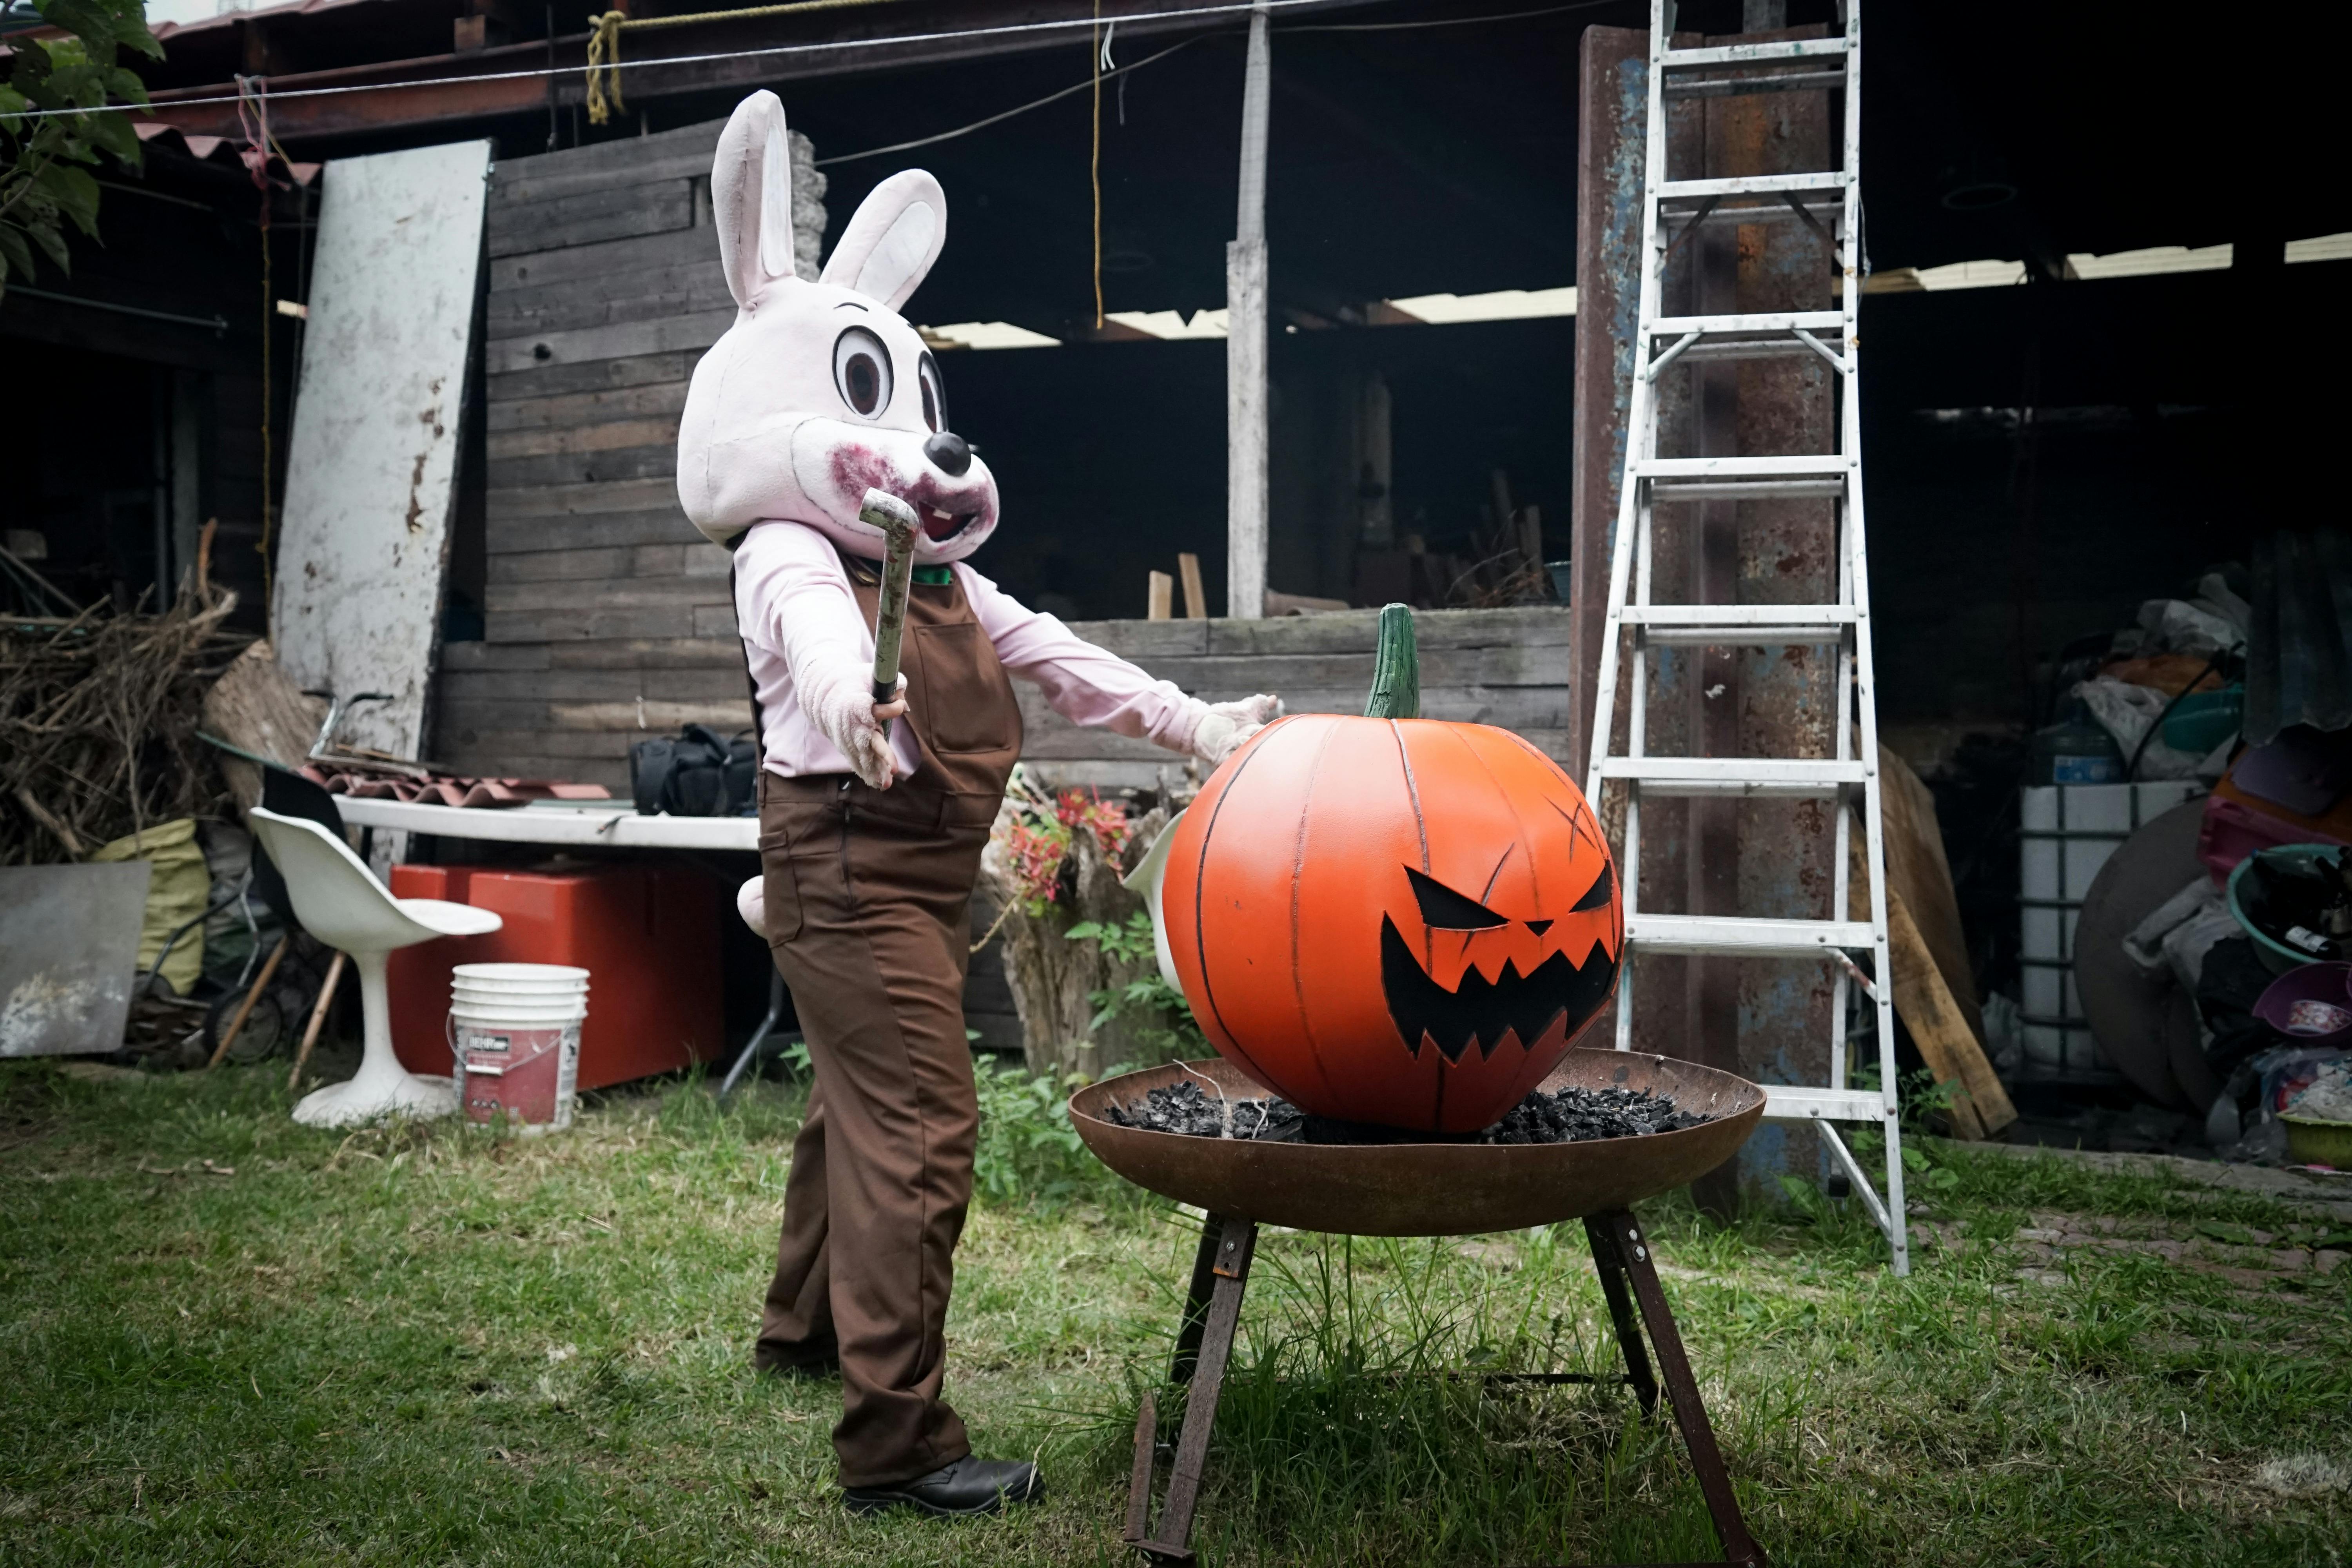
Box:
[912,621,1012,755]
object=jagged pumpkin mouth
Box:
[1378,915,1618,1065]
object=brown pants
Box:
[754,771,998,1486]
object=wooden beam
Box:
[1147,570,1174,621]
[1225,2,1272,621]
[1177,553,1207,620]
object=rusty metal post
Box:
[1595,1208,1764,1568]
[1582,1213,1661,1418]
[1139,1213,1258,1564]
[1169,1211,1226,1384]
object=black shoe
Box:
[842,1455,1045,1517]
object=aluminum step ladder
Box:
[1584,0,1909,1274]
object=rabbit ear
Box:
[712,91,796,307]
[818,170,946,310]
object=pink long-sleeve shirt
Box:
[732,519,1209,780]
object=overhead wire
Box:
[0,0,1603,126]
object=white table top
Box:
[332,795,759,851]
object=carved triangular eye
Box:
[1405,866,1508,931]
[1571,865,1613,912]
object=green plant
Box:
[1064,910,1209,1060]
[0,0,160,299]
[971,1055,1103,1205]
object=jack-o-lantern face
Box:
[1162,713,1623,1134]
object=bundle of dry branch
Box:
[1,584,254,865]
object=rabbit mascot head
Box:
[677,91,998,562]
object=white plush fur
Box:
[679,92,998,563]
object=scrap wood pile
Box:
[0,586,253,866]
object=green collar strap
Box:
[849,557,955,587]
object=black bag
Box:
[630,724,759,817]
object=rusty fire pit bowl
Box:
[1071,1050,1766,1237]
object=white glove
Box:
[1189,693,1283,767]
[806,670,906,791]
[736,875,768,939]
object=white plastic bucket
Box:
[448,964,588,1132]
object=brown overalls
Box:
[752,557,1022,1488]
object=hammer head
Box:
[858,488,920,550]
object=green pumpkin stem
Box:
[1363,602,1421,720]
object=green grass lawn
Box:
[2,1057,2347,1566]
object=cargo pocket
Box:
[914,621,1011,755]
[757,821,807,947]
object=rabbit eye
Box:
[832,326,893,419]
[918,351,947,434]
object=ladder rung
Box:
[1638,455,1850,480]
[1658,172,1849,201]
[1663,68,1847,101]
[1625,914,1878,957]
[1761,1087,1887,1123]
[1651,311,1846,335]
[1658,37,1851,69]
[1623,605,1858,644]
[1667,338,1840,367]
[1600,757,1867,798]
[1625,604,1856,624]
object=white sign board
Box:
[273,139,491,760]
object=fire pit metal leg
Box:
[1169,1211,1228,1384]
[1591,1208,1763,1568]
[1132,1212,1258,1564]
[1583,1214,1661,1418]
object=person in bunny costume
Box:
[679,92,1278,1517]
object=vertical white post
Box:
[1226,2,1272,620]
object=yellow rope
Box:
[586,0,910,126]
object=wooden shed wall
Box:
[436,119,746,789]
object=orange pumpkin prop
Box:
[1161,608,1622,1133]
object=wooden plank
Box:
[438,641,551,673]
[486,475,680,518]
[1127,644,1570,691]
[486,575,729,614]
[490,118,724,197]
[488,606,702,643]
[488,349,696,403]
[492,146,719,208]
[485,443,678,491]
[441,666,751,702]
[486,181,695,259]
[1147,571,1173,620]
[489,268,735,342]
[486,416,682,463]
[1055,619,1211,659]
[486,309,732,376]
[551,699,754,731]
[485,379,691,434]
[437,725,645,760]
[548,637,748,671]
[1887,893,1994,1140]
[489,544,697,584]
[1178,552,1207,619]
[488,225,714,295]
[489,511,695,555]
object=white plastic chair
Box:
[247,807,504,1127]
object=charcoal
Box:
[1102,1080,1709,1145]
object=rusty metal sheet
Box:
[1069,1053,1764,1237]
[0,864,150,1058]
[272,139,491,764]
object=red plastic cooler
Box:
[388,864,724,1090]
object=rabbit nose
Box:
[923,430,972,478]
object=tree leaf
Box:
[29,218,71,274]
[0,224,33,281]
[34,160,99,236]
